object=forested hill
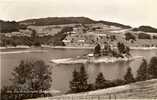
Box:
[0,20,27,33]
[18,17,131,28]
[19,17,95,26]
[132,26,157,33]
[96,20,131,29]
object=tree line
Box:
[0,21,27,33]
[94,42,131,58]
[125,32,157,41]
[0,26,73,47]
[69,56,157,93]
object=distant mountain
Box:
[132,26,157,33]
[96,20,131,29]
[19,17,131,29]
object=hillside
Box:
[96,20,131,29]
[19,17,131,29]
[19,17,95,26]
[132,26,157,33]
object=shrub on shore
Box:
[136,59,148,81]
[124,67,135,84]
[95,73,107,89]
[148,56,157,78]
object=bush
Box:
[125,32,136,41]
[138,33,151,39]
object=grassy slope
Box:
[47,79,157,99]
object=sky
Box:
[0,0,157,27]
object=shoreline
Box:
[130,46,157,50]
[0,46,156,55]
[0,46,94,50]
[0,50,48,55]
[51,56,143,64]
[49,79,157,99]
[26,79,157,99]
[0,46,157,50]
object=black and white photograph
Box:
[0,0,157,100]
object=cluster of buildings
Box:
[62,24,157,48]
[62,23,125,47]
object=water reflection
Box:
[53,60,137,92]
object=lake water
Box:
[0,48,157,92]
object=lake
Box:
[0,48,157,92]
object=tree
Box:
[60,26,73,33]
[124,67,135,84]
[94,44,101,56]
[138,33,151,39]
[30,60,52,90]
[124,46,131,56]
[52,31,67,46]
[30,29,41,46]
[95,73,107,89]
[1,60,52,100]
[148,56,157,78]
[78,64,89,92]
[136,59,148,81]
[125,32,136,41]
[110,35,116,41]
[117,42,131,57]
[153,35,157,39]
[69,69,80,93]
[70,65,89,93]
[134,26,157,33]
[117,42,125,54]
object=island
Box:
[51,41,142,64]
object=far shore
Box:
[0,45,94,50]
[0,45,157,51]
